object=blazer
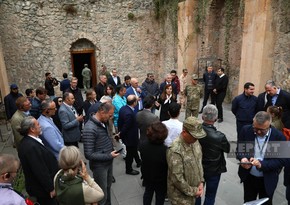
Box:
[125,86,146,113]
[159,81,178,96]
[18,136,59,198]
[107,76,121,89]
[118,105,139,147]
[58,104,81,143]
[38,115,64,160]
[265,89,290,128]
[136,109,159,145]
[236,125,286,196]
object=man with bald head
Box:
[118,95,141,175]
[125,78,146,113]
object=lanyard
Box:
[255,128,271,157]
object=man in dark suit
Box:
[236,111,285,205]
[18,116,59,205]
[107,69,121,90]
[264,80,290,128]
[200,66,217,113]
[58,92,83,147]
[125,78,146,113]
[118,95,141,175]
[60,73,70,94]
[136,95,159,145]
[95,75,108,101]
[159,74,178,96]
[65,77,84,116]
[213,67,229,123]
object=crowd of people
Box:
[1,64,290,205]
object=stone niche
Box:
[0,0,176,93]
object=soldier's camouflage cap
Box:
[183,116,206,139]
[191,74,198,80]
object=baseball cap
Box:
[192,74,198,80]
[183,116,206,139]
[10,84,18,89]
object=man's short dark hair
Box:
[168,102,181,118]
[36,87,47,96]
[63,73,68,78]
[45,72,51,77]
[25,88,33,96]
[143,95,155,109]
[124,75,131,81]
[244,82,255,89]
[170,70,177,74]
[218,67,225,72]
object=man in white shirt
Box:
[162,102,183,146]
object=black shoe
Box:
[199,110,203,114]
[136,162,141,168]
[217,119,223,123]
[126,170,140,175]
[112,176,116,183]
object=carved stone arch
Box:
[70,38,98,88]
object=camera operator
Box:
[45,72,59,100]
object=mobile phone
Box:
[237,162,252,165]
[115,148,123,153]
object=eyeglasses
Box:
[252,126,269,133]
[48,107,57,110]
[58,100,62,103]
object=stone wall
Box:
[0,0,176,93]
[272,0,290,90]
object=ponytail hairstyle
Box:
[58,146,82,178]
[267,106,283,119]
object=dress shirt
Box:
[271,88,280,105]
[163,119,183,146]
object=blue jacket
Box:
[232,93,257,122]
[159,81,178,96]
[236,125,286,197]
[118,105,139,147]
[30,97,42,119]
[38,115,64,160]
[60,79,70,94]
[125,86,146,114]
[4,92,23,119]
[58,104,81,143]
[112,94,126,127]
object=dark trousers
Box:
[195,174,221,205]
[92,163,113,205]
[236,121,252,139]
[37,197,57,205]
[143,182,167,205]
[216,92,226,120]
[64,141,79,147]
[243,174,272,205]
[125,146,141,172]
[202,89,215,109]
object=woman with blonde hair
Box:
[54,146,104,205]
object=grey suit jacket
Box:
[136,109,159,145]
[58,104,81,143]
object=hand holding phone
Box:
[237,162,252,165]
[115,148,123,154]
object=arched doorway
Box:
[70,39,97,88]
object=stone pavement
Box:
[0,103,288,205]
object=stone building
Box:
[0,0,289,101]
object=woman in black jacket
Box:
[139,122,168,205]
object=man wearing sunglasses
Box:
[236,111,286,205]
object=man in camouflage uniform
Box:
[81,64,92,91]
[184,74,202,118]
[167,116,206,205]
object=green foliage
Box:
[153,0,179,37]
[195,0,210,34]
[128,12,135,20]
[224,0,234,71]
